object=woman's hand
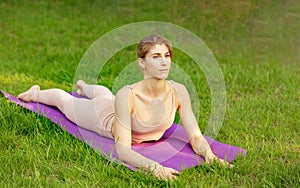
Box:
[190,135,234,168]
[205,152,234,168]
[150,164,180,181]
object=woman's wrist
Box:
[190,135,213,157]
[148,162,162,172]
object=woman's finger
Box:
[170,169,180,175]
[205,155,234,168]
[160,168,179,181]
[158,173,176,181]
[218,158,234,168]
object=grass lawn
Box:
[0,0,299,187]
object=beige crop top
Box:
[127,80,177,144]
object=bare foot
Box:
[17,85,40,102]
[76,80,87,96]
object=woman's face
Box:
[140,44,171,80]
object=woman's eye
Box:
[153,56,159,59]
[165,54,170,58]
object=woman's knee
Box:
[53,89,73,111]
[94,86,113,96]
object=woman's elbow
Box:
[115,143,131,160]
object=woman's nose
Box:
[160,57,168,65]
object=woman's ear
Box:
[138,58,145,72]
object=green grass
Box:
[0,0,299,187]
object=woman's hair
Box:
[137,34,173,59]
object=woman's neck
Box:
[140,78,167,97]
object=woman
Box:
[18,34,231,180]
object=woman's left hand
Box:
[204,153,234,168]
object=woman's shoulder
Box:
[116,85,132,97]
[115,81,141,98]
[168,80,188,93]
[168,80,191,107]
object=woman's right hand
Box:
[151,164,180,181]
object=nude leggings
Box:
[36,84,115,138]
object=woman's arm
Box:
[174,82,232,166]
[112,87,179,180]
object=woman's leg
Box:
[76,80,113,99]
[17,85,114,138]
[18,85,73,113]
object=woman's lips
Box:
[159,69,169,72]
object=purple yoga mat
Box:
[1,91,246,171]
